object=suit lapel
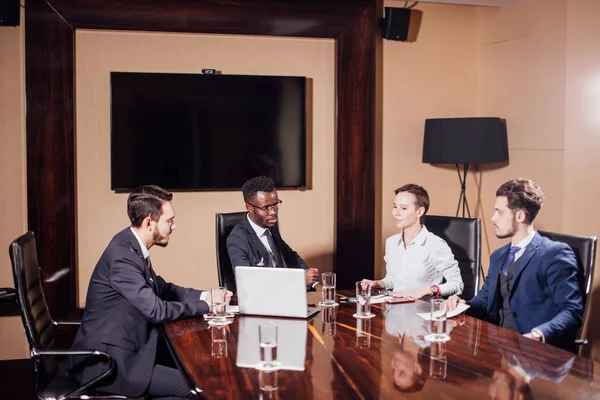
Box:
[271,226,288,268]
[509,233,541,297]
[488,243,510,311]
[241,217,271,266]
[123,227,157,293]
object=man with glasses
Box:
[227,176,320,291]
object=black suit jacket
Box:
[226,215,309,275]
[70,228,209,397]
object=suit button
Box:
[513,312,518,317]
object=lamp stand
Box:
[455,163,471,218]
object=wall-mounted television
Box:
[110,72,307,191]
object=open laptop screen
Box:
[235,267,311,318]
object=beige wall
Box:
[564,0,600,361]
[379,1,478,278]
[75,31,336,306]
[0,15,31,359]
[476,0,567,261]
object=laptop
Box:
[236,317,307,371]
[235,266,320,319]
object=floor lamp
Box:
[422,117,509,218]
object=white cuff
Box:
[531,328,545,343]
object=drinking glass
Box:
[210,325,228,358]
[321,272,337,306]
[425,298,449,342]
[354,281,374,318]
[210,287,228,324]
[429,342,448,379]
[259,368,278,393]
[321,306,337,337]
[355,318,372,349]
[259,321,278,369]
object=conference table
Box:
[164,291,599,399]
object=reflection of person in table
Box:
[361,184,463,299]
[385,304,455,392]
[488,329,575,400]
[391,334,428,392]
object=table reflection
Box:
[236,317,307,371]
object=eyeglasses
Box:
[247,199,283,213]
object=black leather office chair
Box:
[9,232,143,399]
[423,215,482,300]
[216,212,246,294]
[538,230,597,352]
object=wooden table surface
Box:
[164,291,599,399]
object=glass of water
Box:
[321,272,336,306]
[356,318,372,349]
[321,306,337,337]
[259,321,278,370]
[354,281,375,319]
[259,368,278,393]
[429,341,447,379]
[210,325,228,358]
[210,287,228,325]
[426,298,449,342]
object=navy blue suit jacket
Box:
[70,228,209,397]
[467,232,583,351]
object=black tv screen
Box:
[110,72,307,191]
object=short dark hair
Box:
[496,178,544,224]
[242,176,275,203]
[127,185,173,228]
[395,184,430,215]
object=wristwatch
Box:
[430,285,440,298]
[531,328,545,342]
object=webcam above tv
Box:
[110,72,307,191]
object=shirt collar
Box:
[514,231,536,250]
[247,213,268,238]
[397,225,428,246]
[130,227,150,259]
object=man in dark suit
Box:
[447,179,583,352]
[226,176,320,291]
[71,185,230,399]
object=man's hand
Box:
[445,295,464,312]
[205,289,233,306]
[305,268,319,286]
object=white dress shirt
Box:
[512,231,536,262]
[381,225,463,296]
[247,214,278,266]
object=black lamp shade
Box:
[422,117,509,164]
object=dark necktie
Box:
[501,246,521,275]
[265,230,284,267]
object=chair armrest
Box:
[575,339,590,346]
[31,348,115,399]
[52,319,82,326]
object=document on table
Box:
[227,305,240,313]
[416,303,470,320]
[370,294,389,304]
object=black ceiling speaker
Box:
[379,7,422,42]
[0,0,20,26]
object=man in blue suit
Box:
[447,179,583,352]
[71,185,230,399]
